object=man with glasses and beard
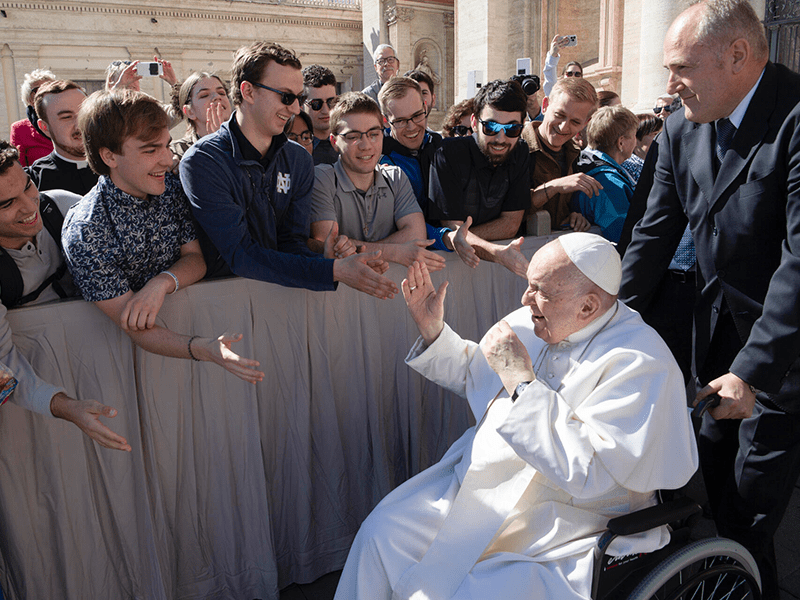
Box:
[27,80,98,196]
[301,64,339,166]
[522,78,598,232]
[428,79,529,266]
[180,42,398,299]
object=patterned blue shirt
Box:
[62,173,196,302]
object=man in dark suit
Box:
[620,1,800,597]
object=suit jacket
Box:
[620,62,800,412]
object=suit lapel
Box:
[710,63,777,212]
[683,123,716,209]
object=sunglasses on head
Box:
[478,118,524,138]
[306,96,337,111]
[451,125,473,137]
[564,71,582,78]
[248,81,307,106]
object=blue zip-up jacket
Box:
[180,113,335,290]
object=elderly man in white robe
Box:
[334,232,699,600]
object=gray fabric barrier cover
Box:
[0,235,557,599]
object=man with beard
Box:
[522,77,597,232]
[429,79,529,255]
[27,80,98,196]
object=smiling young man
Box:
[0,140,130,451]
[429,79,530,250]
[26,80,99,196]
[522,77,598,231]
[302,64,339,166]
[62,89,263,384]
[309,92,444,272]
[180,42,397,300]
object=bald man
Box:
[335,233,698,600]
[620,2,800,594]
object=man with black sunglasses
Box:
[180,41,398,300]
[302,64,339,166]
[428,79,530,272]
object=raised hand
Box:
[402,261,448,346]
[193,333,264,384]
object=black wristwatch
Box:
[512,381,531,402]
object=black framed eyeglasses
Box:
[388,109,427,129]
[335,127,383,144]
[478,118,524,138]
[375,57,398,67]
[451,125,473,137]
[248,81,307,106]
[306,96,338,111]
[288,131,313,144]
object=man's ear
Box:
[579,292,601,321]
[729,38,751,74]
[98,147,117,170]
[541,96,550,114]
[239,80,255,105]
[470,113,478,131]
[37,119,50,138]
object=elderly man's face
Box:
[663,6,736,124]
[521,243,589,344]
[374,48,399,83]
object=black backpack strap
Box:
[0,248,24,308]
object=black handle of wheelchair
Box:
[692,392,722,418]
[607,496,702,537]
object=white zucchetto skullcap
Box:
[557,232,621,295]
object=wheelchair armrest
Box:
[607,496,702,536]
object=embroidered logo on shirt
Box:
[276,172,291,194]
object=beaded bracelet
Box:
[187,335,200,361]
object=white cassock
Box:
[334,301,699,600]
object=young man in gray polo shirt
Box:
[309,92,445,272]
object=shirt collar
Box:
[726,67,765,129]
[53,147,89,169]
[562,301,619,345]
[333,159,387,193]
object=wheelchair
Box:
[591,495,762,600]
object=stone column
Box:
[454,0,510,101]
[362,0,385,89]
[1,44,19,133]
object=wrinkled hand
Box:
[109,60,142,91]
[566,211,590,232]
[494,237,528,278]
[49,392,131,452]
[120,277,171,331]
[552,173,603,197]
[402,261,448,346]
[206,100,230,135]
[695,372,756,420]
[196,333,264,384]
[156,56,178,86]
[394,240,447,272]
[448,216,480,269]
[481,320,535,396]
[334,250,398,299]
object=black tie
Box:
[716,117,736,163]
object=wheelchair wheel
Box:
[625,537,761,600]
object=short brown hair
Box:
[549,78,598,109]
[329,92,383,135]
[0,140,21,176]
[78,89,170,176]
[230,42,302,106]
[404,69,435,96]
[442,98,474,137]
[378,76,422,116]
[587,106,639,154]
[34,80,85,126]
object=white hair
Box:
[372,44,396,62]
[20,68,56,106]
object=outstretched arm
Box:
[50,392,131,451]
[95,293,264,384]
